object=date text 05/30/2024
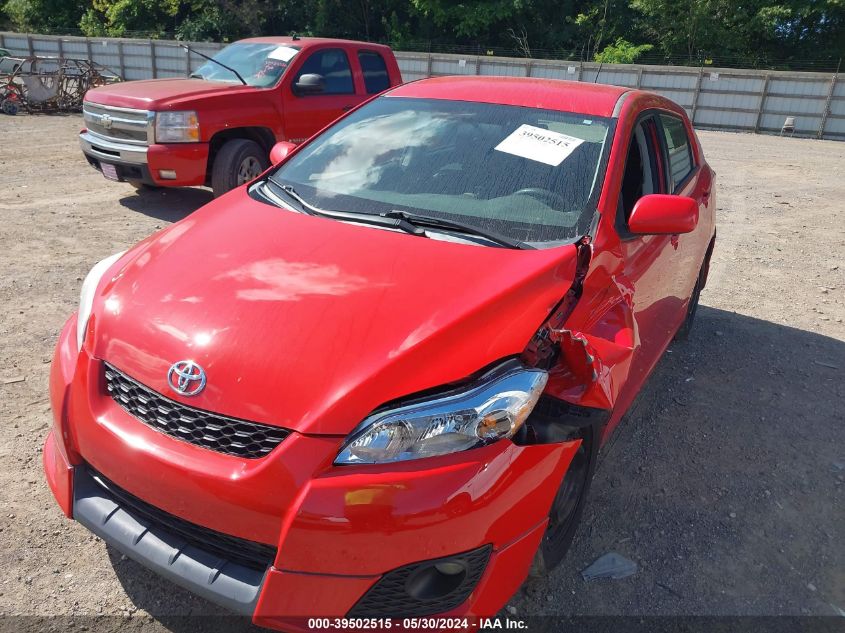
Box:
[306,618,529,630]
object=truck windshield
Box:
[270,97,613,246]
[193,43,299,88]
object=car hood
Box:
[90,193,578,435]
[84,78,253,110]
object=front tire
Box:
[529,421,599,576]
[211,139,268,197]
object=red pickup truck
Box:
[79,37,402,196]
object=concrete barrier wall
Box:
[2,31,842,140]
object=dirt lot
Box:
[0,114,843,629]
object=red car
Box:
[44,76,715,628]
[79,37,402,196]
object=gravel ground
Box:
[0,115,843,630]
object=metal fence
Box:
[2,31,842,141]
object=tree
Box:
[3,0,86,33]
[594,37,653,63]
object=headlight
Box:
[335,362,548,465]
[76,251,125,350]
[154,111,199,143]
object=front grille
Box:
[348,545,492,618]
[104,363,290,459]
[86,465,276,571]
[83,102,150,145]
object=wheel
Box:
[674,269,703,341]
[529,421,599,576]
[2,99,18,115]
[211,139,268,197]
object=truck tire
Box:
[211,139,268,197]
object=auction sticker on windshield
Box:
[494,124,584,166]
[269,46,298,62]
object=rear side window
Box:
[358,51,390,94]
[659,115,694,190]
[295,48,354,95]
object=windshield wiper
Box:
[265,179,426,237]
[179,44,247,86]
[380,210,532,250]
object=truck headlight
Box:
[76,251,125,350]
[335,362,548,465]
[154,111,199,143]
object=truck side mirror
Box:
[294,73,325,95]
[628,194,698,235]
[270,141,297,165]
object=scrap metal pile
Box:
[0,55,121,115]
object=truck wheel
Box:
[211,139,268,197]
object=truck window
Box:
[358,51,390,94]
[295,49,354,95]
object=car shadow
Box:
[107,305,844,623]
[118,186,214,223]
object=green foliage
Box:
[594,37,653,63]
[4,0,87,33]
[1,0,843,65]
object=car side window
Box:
[659,114,694,191]
[294,49,354,95]
[620,118,663,225]
[358,51,390,94]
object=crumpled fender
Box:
[523,239,637,412]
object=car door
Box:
[613,113,695,400]
[281,47,363,143]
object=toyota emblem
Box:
[167,360,206,396]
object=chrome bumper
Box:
[79,131,148,165]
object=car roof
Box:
[388,77,631,118]
[236,36,392,51]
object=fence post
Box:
[636,66,643,88]
[474,55,480,75]
[754,73,770,133]
[525,58,533,78]
[57,37,64,59]
[426,52,433,78]
[117,40,126,78]
[26,33,33,56]
[690,67,704,124]
[577,62,583,81]
[0,33,5,49]
[818,71,838,139]
[85,37,92,62]
[150,40,158,78]
[185,44,191,78]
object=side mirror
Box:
[294,73,325,95]
[628,194,698,235]
[270,141,297,165]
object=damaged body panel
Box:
[44,76,715,628]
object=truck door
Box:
[282,47,361,143]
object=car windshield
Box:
[270,97,612,245]
[193,42,299,87]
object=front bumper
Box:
[79,130,209,187]
[45,314,580,627]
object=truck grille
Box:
[83,102,151,146]
[104,363,290,459]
